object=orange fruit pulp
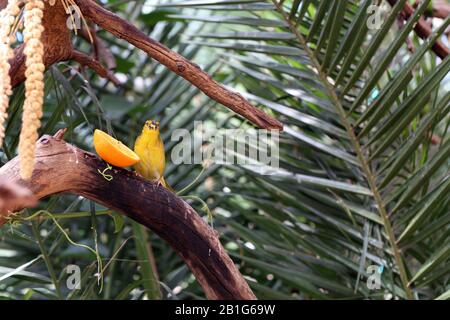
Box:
[93,129,140,168]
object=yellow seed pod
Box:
[19,0,45,180]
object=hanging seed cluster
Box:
[18,0,46,180]
[0,0,88,179]
[0,0,63,180]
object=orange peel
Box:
[93,129,140,168]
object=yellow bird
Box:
[134,120,170,189]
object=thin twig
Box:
[71,50,121,86]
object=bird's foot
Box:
[156,178,164,187]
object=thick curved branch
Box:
[74,0,282,130]
[388,0,450,59]
[0,130,256,300]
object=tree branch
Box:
[388,0,450,59]
[74,0,282,130]
[71,50,121,85]
[80,24,117,70]
[0,130,256,300]
[428,0,450,19]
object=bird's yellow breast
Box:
[134,126,166,183]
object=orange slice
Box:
[93,129,140,167]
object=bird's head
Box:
[144,120,160,131]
